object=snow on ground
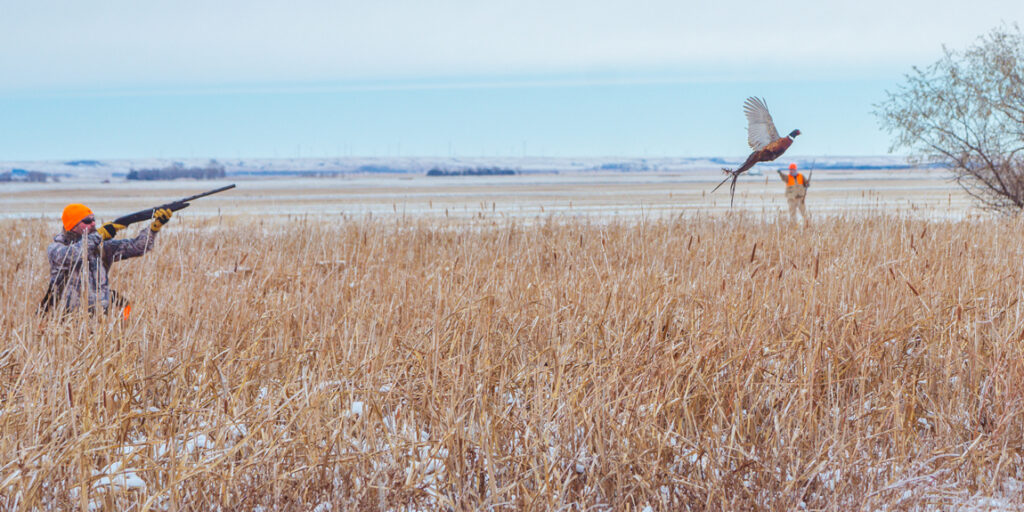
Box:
[0,166,970,223]
[3,373,1021,509]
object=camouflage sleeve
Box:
[102,227,157,263]
[777,170,788,183]
[48,234,101,270]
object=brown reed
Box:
[1,212,1022,510]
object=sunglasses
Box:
[80,217,96,225]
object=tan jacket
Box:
[45,228,158,312]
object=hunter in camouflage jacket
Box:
[45,228,158,313]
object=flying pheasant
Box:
[713,97,801,205]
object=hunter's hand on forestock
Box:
[97,222,125,241]
[150,208,173,232]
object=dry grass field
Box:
[2,175,1023,510]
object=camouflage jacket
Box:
[45,228,158,312]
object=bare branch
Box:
[875,25,1024,212]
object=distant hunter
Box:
[778,163,810,226]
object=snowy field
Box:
[0,168,975,223]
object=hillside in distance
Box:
[0,155,925,181]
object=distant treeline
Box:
[426,167,516,177]
[0,169,52,182]
[596,162,653,171]
[127,161,226,181]
[229,164,408,178]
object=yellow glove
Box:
[97,222,126,241]
[150,208,173,232]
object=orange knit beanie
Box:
[62,204,93,231]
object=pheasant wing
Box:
[743,97,780,151]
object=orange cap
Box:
[61,203,93,231]
[788,163,798,171]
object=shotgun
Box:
[113,184,236,226]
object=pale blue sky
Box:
[0,0,1021,160]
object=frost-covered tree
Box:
[876,25,1024,211]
